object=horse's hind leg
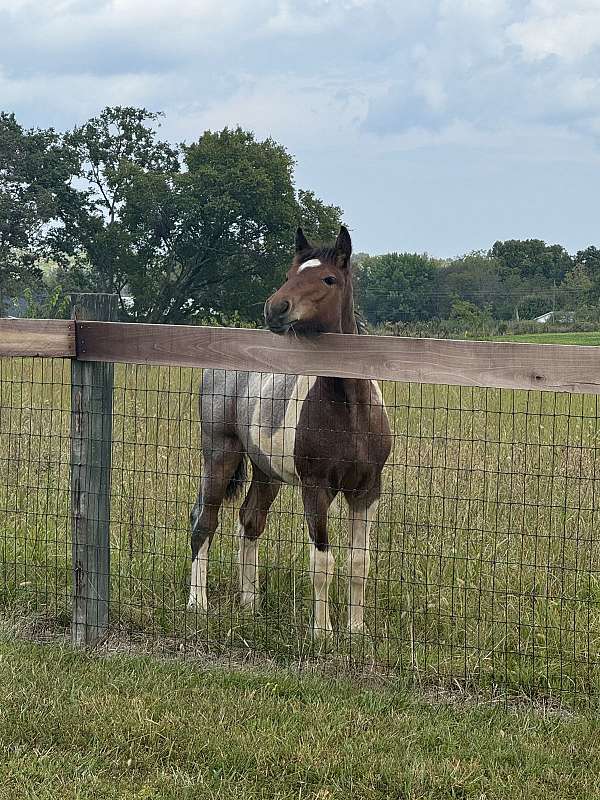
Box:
[187,442,242,612]
[346,493,379,633]
[238,467,280,611]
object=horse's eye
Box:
[322,276,337,286]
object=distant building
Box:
[534,311,575,324]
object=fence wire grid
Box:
[1,355,600,706]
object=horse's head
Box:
[265,226,355,335]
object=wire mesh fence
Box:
[1,354,600,706]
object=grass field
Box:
[493,331,600,346]
[1,356,600,704]
[1,635,600,800]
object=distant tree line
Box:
[356,242,600,330]
[2,106,599,330]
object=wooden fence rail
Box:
[0,318,76,358]
[2,316,600,395]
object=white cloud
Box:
[508,1,600,61]
[3,1,600,151]
[163,72,374,153]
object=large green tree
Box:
[53,109,342,323]
[120,127,300,323]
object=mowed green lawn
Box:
[1,636,600,800]
[493,331,600,345]
[1,356,600,703]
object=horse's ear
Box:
[335,225,352,266]
[295,227,310,253]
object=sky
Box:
[1,0,600,257]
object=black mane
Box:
[354,309,368,335]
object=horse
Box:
[187,226,392,635]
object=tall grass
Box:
[1,357,599,703]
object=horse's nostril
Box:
[265,298,291,325]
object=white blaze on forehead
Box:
[298,258,322,272]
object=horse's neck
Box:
[324,295,372,406]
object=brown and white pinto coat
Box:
[187,226,392,635]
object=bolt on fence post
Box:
[70,293,118,646]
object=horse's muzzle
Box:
[265,299,293,334]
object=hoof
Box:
[186,595,207,613]
[348,621,365,635]
[312,624,333,640]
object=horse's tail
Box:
[225,455,248,500]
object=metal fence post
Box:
[70,293,118,646]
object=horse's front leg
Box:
[302,484,336,637]
[347,498,378,633]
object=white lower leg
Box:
[187,537,209,611]
[348,501,377,632]
[310,544,335,635]
[238,523,259,610]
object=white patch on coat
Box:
[238,522,259,611]
[370,379,383,403]
[347,499,378,632]
[298,258,322,271]
[310,544,335,635]
[248,374,317,484]
[370,379,390,434]
[187,537,210,611]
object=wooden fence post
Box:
[70,293,118,646]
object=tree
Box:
[489,239,573,319]
[490,239,572,283]
[296,189,343,242]
[574,245,600,274]
[54,110,343,323]
[435,252,504,318]
[52,106,180,304]
[0,113,73,313]
[449,298,491,329]
[558,263,593,312]
[357,252,437,325]
[117,127,292,322]
[573,246,600,303]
